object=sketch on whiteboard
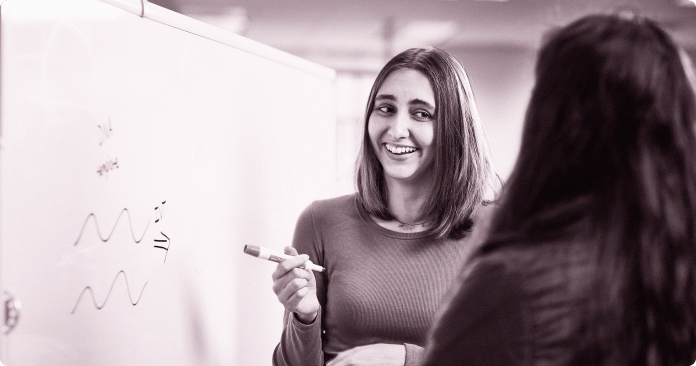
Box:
[70,270,148,314]
[153,201,171,263]
[96,157,119,177]
[96,118,118,177]
[154,201,166,223]
[70,201,170,313]
[154,232,171,263]
[73,208,150,246]
[97,118,113,146]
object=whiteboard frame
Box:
[98,0,335,79]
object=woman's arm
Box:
[272,203,327,366]
[324,342,424,366]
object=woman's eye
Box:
[376,105,395,114]
[413,110,432,120]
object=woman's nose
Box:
[387,112,410,139]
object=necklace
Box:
[395,219,426,230]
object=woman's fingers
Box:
[271,250,309,281]
[284,246,299,256]
[278,279,311,310]
[273,269,310,296]
[273,274,312,311]
[270,246,315,312]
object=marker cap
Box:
[243,245,261,257]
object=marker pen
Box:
[243,245,325,272]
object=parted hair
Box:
[355,47,499,239]
[486,14,696,365]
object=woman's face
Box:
[368,69,436,185]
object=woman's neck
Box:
[385,177,432,224]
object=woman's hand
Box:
[271,246,320,324]
[326,344,406,366]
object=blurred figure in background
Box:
[421,13,696,366]
[271,47,500,366]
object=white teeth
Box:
[385,143,416,155]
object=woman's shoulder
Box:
[296,193,359,227]
[306,193,356,214]
[469,202,499,242]
[473,203,591,268]
[478,234,588,266]
[471,234,595,307]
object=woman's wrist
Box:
[294,311,318,324]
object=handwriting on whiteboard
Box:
[153,201,170,263]
[70,270,147,314]
[97,118,113,146]
[97,157,119,177]
[73,208,150,246]
[70,201,170,313]
[97,118,118,177]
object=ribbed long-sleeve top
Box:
[272,194,482,366]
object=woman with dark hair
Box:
[270,47,500,366]
[421,13,696,366]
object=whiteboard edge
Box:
[137,1,336,80]
[98,0,143,17]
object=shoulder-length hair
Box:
[486,14,696,365]
[355,47,500,239]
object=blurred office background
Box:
[149,0,696,193]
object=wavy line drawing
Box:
[73,208,151,246]
[70,270,148,314]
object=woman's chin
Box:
[383,167,433,186]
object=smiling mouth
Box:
[385,143,417,155]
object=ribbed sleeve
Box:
[272,203,326,366]
[272,309,324,366]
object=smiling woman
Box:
[270,47,502,366]
[368,69,436,195]
[357,47,500,237]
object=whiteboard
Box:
[0,0,337,365]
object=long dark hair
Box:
[486,14,696,365]
[355,47,499,239]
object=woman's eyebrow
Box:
[375,95,434,109]
[409,99,435,109]
[375,94,396,101]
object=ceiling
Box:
[149,0,696,72]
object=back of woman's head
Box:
[356,47,499,238]
[499,14,696,236]
[492,13,696,365]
